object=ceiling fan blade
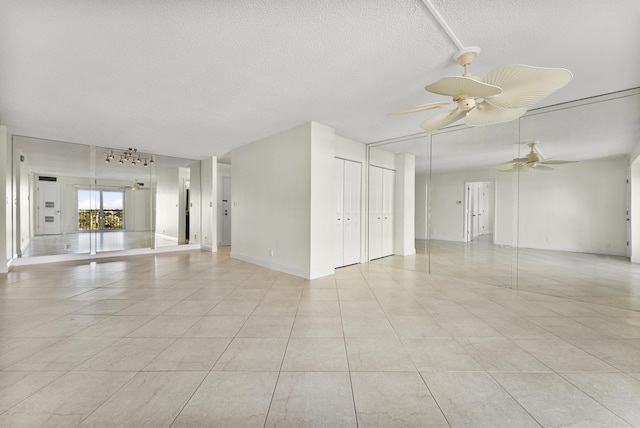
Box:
[425,76,502,98]
[420,109,466,131]
[540,160,577,165]
[532,164,555,171]
[482,65,573,109]
[496,158,530,167]
[465,102,527,126]
[388,102,450,115]
[497,164,528,173]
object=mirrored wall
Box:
[367,89,638,304]
[12,136,200,260]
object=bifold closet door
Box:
[334,159,345,268]
[368,166,384,260]
[335,158,362,268]
[369,165,395,260]
[342,160,361,265]
[382,168,395,256]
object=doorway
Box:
[37,181,61,235]
[77,189,124,231]
[464,180,495,243]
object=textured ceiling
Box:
[1,0,639,162]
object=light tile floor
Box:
[0,242,639,427]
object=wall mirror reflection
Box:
[367,90,637,307]
[367,135,430,273]
[12,136,199,259]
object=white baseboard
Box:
[230,252,334,279]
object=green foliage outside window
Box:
[78,209,123,230]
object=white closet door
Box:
[343,160,361,266]
[334,158,345,268]
[368,166,384,260]
[382,168,395,257]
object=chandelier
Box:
[104,148,155,167]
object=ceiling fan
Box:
[117,179,147,190]
[497,141,576,172]
[390,47,573,131]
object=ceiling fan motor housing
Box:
[455,97,475,111]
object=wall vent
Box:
[38,176,57,182]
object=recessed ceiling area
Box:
[1,1,639,161]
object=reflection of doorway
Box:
[77,189,124,230]
[222,176,232,246]
[38,181,61,235]
[464,180,494,242]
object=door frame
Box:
[221,176,232,246]
[463,179,497,243]
[76,188,126,231]
[37,181,61,235]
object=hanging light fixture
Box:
[104,148,154,167]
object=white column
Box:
[394,152,416,256]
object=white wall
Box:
[309,122,336,277]
[518,156,626,256]
[216,162,232,247]
[631,158,640,262]
[201,157,217,251]
[415,174,428,239]
[430,167,514,245]
[155,168,180,242]
[394,153,415,255]
[16,152,30,255]
[428,156,627,256]
[189,161,202,244]
[232,122,314,278]
[1,126,8,271]
[124,188,152,231]
[231,122,339,279]
[369,147,395,169]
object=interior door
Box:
[334,159,345,267]
[479,183,489,236]
[472,185,480,239]
[222,176,232,246]
[382,168,395,256]
[368,166,384,260]
[343,160,361,265]
[38,182,60,235]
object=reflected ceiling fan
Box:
[390,47,573,131]
[497,141,577,172]
[118,179,148,190]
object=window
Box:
[77,189,124,230]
